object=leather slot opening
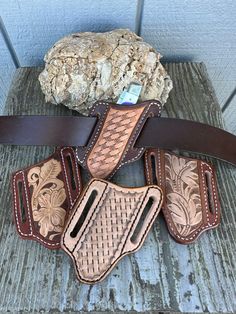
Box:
[130,196,154,244]
[17,181,27,223]
[70,189,98,238]
[205,171,215,214]
[66,155,76,190]
[150,154,158,185]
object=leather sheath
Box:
[1,100,236,166]
[76,100,162,179]
[12,147,82,249]
[145,149,221,243]
[61,178,163,284]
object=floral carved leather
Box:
[12,147,82,249]
[144,149,221,244]
[76,100,162,179]
[61,178,163,284]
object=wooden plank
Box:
[0,0,138,66]
[140,0,236,109]
[0,63,235,312]
[0,31,15,113]
[223,96,236,135]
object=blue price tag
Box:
[117,84,142,105]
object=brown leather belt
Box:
[10,100,229,283]
[0,114,236,166]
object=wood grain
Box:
[0,32,15,113]
[0,63,235,312]
[0,0,138,66]
[223,97,236,135]
[140,0,236,110]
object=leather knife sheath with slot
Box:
[0,99,236,167]
[145,149,221,244]
[61,178,163,284]
[12,147,83,249]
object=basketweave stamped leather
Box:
[144,149,221,244]
[61,178,163,284]
[76,100,162,179]
[12,147,82,249]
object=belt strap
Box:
[0,110,236,166]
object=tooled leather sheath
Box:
[61,178,163,284]
[76,100,162,179]
[145,149,221,244]
[12,147,82,249]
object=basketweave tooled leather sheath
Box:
[12,147,82,249]
[76,100,162,179]
[145,149,221,244]
[61,178,163,284]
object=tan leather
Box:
[76,100,162,179]
[12,147,83,249]
[145,149,221,244]
[61,178,163,284]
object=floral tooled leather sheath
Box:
[145,149,221,244]
[12,147,82,249]
[10,98,223,284]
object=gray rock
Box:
[39,29,173,115]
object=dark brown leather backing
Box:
[61,178,163,284]
[76,100,162,179]
[145,149,221,244]
[12,147,83,249]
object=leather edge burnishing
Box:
[76,100,162,179]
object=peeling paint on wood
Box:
[0,63,235,312]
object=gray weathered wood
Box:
[223,97,236,135]
[0,31,15,113]
[0,63,235,312]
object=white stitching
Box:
[13,171,32,236]
[157,149,162,186]
[76,102,109,164]
[145,150,219,241]
[13,171,60,247]
[109,102,161,177]
[13,148,84,248]
[200,162,209,224]
[144,151,151,184]
[77,101,161,178]
[164,160,219,241]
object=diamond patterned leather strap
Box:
[76,100,162,179]
[61,178,163,284]
[144,149,221,244]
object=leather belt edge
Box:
[0,115,235,166]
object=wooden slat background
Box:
[0,31,15,113]
[0,63,235,313]
[0,0,236,133]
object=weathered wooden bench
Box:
[0,63,235,312]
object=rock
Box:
[39,29,173,115]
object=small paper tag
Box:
[117,83,142,105]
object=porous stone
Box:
[39,29,173,115]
